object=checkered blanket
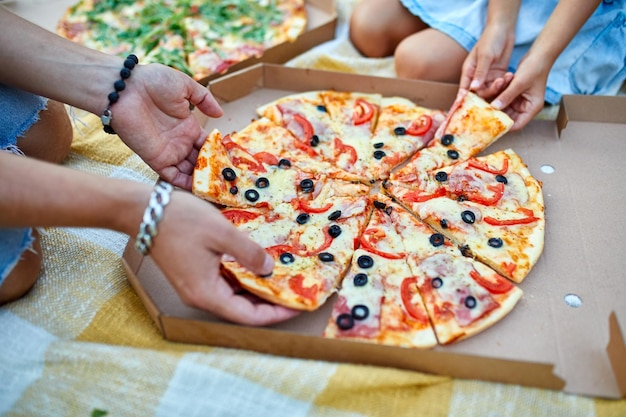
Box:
[2,1,625,415]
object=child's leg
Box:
[0,96,73,304]
[394,28,468,83]
[349,0,429,58]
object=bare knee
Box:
[350,0,426,58]
[394,30,467,82]
[0,230,42,305]
[17,100,73,164]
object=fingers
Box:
[459,52,477,90]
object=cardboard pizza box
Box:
[7,0,337,85]
[122,64,626,399]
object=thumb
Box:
[187,79,224,118]
[490,78,521,110]
[219,226,275,277]
[468,53,493,91]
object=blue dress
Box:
[400,0,626,104]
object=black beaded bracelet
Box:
[101,54,139,135]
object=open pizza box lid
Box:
[8,0,337,85]
[123,64,626,399]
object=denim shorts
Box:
[0,84,48,285]
[400,0,626,104]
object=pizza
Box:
[56,0,307,81]
[192,88,545,347]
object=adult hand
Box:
[490,53,550,131]
[149,189,302,325]
[110,63,224,190]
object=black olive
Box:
[357,255,374,269]
[457,195,468,202]
[431,277,443,289]
[328,210,341,221]
[435,171,448,182]
[353,273,368,287]
[222,167,237,181]
[351,304,369,320]
[488,237,504,248]
[373,142,384,149]
[496,175,508,184]
[461,210,476,224]
[245,189,260,202]
[447,150,460,160]
[319,252,335,262]
[385,206,393,215]
[441,134,454,146]
[255,177,269,188]
[440,219,448,229]
[317,105,327,113]
[465,296,477,309]
[460,244,472,257]
[336,313,354,330]
[328,225,342,238]
[310,135,320,147]
[278,158,292,168]
[279,253,295,264]
[373,200,386,210]
[300,178,314,192]
[229,186,238,195]
[394,126,406,135]
[373,150,386,160]
[296,213,310,225]
[429,233,445,247]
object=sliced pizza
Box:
[324,194,437,348]
[221,186,373,311]
[387,183,544,283]
[390,89,514,183]
[386,195,523,344]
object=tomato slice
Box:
[359,229,405,259]
[265,244,294,258]
[400,277,430,323]
[468,158,509,175]
[222,209,261,224]
[293,113,314,141]
[292,198,333,214]
[406,115,433,136]
[464,183,505,206]
[483,214,539,226]
[231,156,266,173]
[333,137,358,165]
[295,227,334,256]
[404,187,446,203]
[353,98,375,125]
[253,151,280,166]
[469,270,514,294]
[289,274,320,302]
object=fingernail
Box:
[492,99,503,110]
[470,80,481,90]
[259,254,274,277]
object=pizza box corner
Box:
[123,63,626,399]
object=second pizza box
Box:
[123,64,626,399]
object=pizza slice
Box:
[387,183,545,283]
[368,96,446,181]
[257,91,373,182]
[221,187,373,311]
[385,195,523,345]
[386,149,544,215]
[324,195,437,348]
[390,89,514,183]
[192,129,319,209]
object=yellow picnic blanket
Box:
[2,1,625,416]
